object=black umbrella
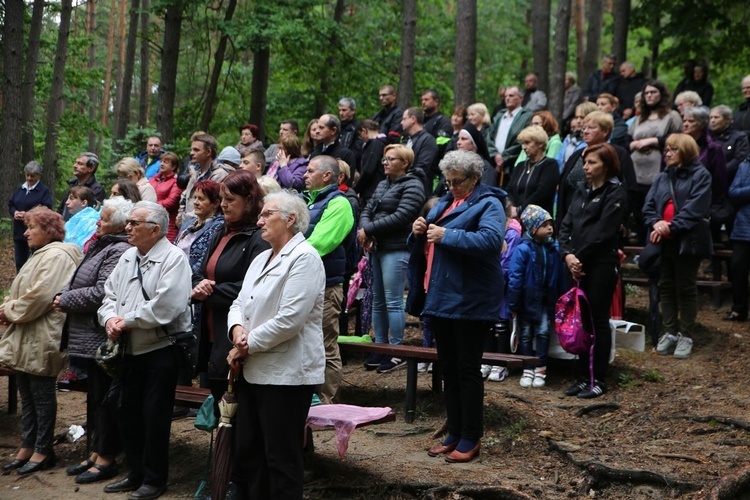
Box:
[211,366,238,500]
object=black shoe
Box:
[564,380,588,397]
[128,484,166,500]
[75,462,119,484]
[2,457,29,472]
[66,458,94,476]
[577,381,607,399]
[363,353,382,370]
[17,453,56,475]
[104,476,142,493]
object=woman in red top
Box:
[149,152,183,241]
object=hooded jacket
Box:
[0,242,82,376]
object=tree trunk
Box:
[574,0,585,84]
[87,0,98,152]
[249,47,270,140]
[101,0,117,128]
[42,0,74,193]
[113,0,141,151]
[113,0,128,137]
[1,0,25,209]
[453,0,477,107]
[156,0,184,144]
[313,0,346,119]
[612,0,630,66]
[138,0,151,128]
[531,0,551,92]
[549,0,572,122]
[397,0,417,110]
[582,0,604,86]
[199,0,238,132]
[20,0,45,165]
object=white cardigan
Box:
[228,232,326,386]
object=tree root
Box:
[669,414,750,432]
[575,402,620,417]
[548,438,703,493]
[431,418,448,440]
[425,484,535,500]
[708,465,750,499]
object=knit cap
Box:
[520,204,552,236]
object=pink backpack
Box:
[555,282,596,386]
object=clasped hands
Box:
[227,325,249,370]
[565,254,585,279]
[192,279,216,301]
[650,220,671,243]
[412,217,446,244]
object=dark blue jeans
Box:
[519,309,550,366]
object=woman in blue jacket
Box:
[408,150,505,464]
[726,158,750,321]
[8,162,54,270]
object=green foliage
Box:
[502,418,528,440]
[618,372,640,389]
[642,369,664,383]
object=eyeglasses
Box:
[258,209,281,220]
[126,219,157,227]
[445,177,468,188]
[381,157,400,164]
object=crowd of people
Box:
[1,61,750,496]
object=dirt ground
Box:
[1,236,750,499]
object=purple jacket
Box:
[697,132,729,202]
[274,157,308,192]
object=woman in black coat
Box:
[643,134,712,360]
[507,125,559,215]
[8,161,54,270]
[191,170,269,412]
[54,198,133,484]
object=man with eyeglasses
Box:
[99,201,192,499]
[733,75,750,140]
[372,85,403,143]
[300,156,354,404]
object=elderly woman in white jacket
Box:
[227,190,325,500]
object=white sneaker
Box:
[532,366,547,388]
[417,362,429,373]
[673,334,693,359]
[656,333,678,355]
[519,369,534,388]
[488,366,508,382]
[480,364,491,379]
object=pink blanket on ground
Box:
[306,404,394,457]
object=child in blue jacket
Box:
[507,205,565,388]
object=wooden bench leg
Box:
[8,375,17,414]
[405,359,418,423]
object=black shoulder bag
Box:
[136,260,198,376]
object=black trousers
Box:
[119,346,178,487]
[430,316,488,442]
[233,377,315,500]
[82,358,121,457]
[576,261,618,383]
[730,241,750,317]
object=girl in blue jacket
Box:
[507,205,565,388]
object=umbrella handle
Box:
[227,364,238,394]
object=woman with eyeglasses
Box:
[358,144,426,373]
[408,150,506,463]
[191,170,269,413]
[628,80,682,242]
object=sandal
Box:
[74,461,119,484]
[66,458,94,476]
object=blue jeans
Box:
[371,250,408,345]
[519,309,550,366]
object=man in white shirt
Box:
[487,86,532,184]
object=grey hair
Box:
[675,90,702,106]
[338,97,356,110]
[24,161,42,175]
[711,105,733,121]
[102,197,134,230]
[565,71,576,84]
[78,152,100,171]
[264,191,310,235]
[683,105,710,129]
[439,150,484,180]
[132,200,169,238]
[311,155,340,184]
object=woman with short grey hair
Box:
[709,105,750,178]
[8,161,54,270]
[263,191,310,235]
[439,148,484,181]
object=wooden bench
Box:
[338,341,539,423]
[0,367,17,414]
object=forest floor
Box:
[1,235,750,499]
